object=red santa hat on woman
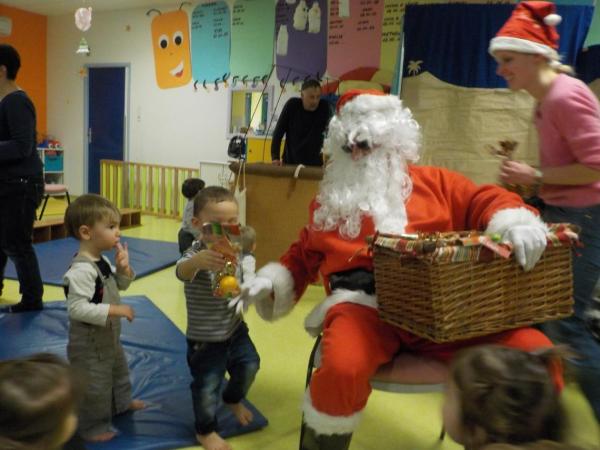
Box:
[488,1,562,62]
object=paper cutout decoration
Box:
[149,9,192,89]
[191,1,231,83]
[275,0,327,82]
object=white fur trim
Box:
[489,36,559,61]
[485,207,548,237]
[255,262,296,321]
[586,309,600,321]
[302,389,363,435]
[304,289,378,337]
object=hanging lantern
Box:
[76,37,90,55]
[75,7,92,31]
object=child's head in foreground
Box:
[64,194,121,249]
[0,353,81,450]
[443,345,566,450]
[181,178,206,201]
[192,186,238,228]
[240,225,256,254]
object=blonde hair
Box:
[64,194,120,239]
[240,225,256,253]
[0,353,82,450]
[450,345,568,449]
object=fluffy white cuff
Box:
[485,207,548,237]
[304,289,378,337]
[255,262,296,321]
[302,389,363,435]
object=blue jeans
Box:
[542,204,600,421]
[0,179,44,306]
[186,322,260,435]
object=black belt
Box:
[329,268,375,295]
[0,177,42,184]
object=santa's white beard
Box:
[313,147,413,239]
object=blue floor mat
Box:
[4,236,180,286]
[0,296,268,450]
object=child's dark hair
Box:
[181,178,205,200]
[64,194,121,239]
[240,225,256,253]
[0,44,21,80]
[0,353,82,450]
[193,186,236,217]
[450,345,567,449]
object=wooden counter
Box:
[231,162,323,267]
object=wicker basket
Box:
[373,226,576,343]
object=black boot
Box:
[300,424,352,450]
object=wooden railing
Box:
[100,159,200,218]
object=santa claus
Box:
[240,90,559,450]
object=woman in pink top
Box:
[490,1,600,422]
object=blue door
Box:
[87,67,126,193]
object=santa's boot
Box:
[300,424,352,450]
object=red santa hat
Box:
[336,88,385,113]
[488,1,561,61]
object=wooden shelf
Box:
[33,209,142,243]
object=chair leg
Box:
[439,426,445,441]
[38,194,49,220]
[65,190,71,204]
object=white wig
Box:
[314,94,422,239]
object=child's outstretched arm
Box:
[176,249,226,281]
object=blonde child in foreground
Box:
[443,345,589,450]
[0,353,81,450]
[63,194,145,442]
[176,186,260,450]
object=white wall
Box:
[47,4,290,194]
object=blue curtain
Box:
[403,3,594,89]
[576,44,600,83]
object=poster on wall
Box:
[191,2,231,83]
[327,0,385,78]
[274,0,328,83]
[149,9,193,89]
[230,0,276,79]
[379,0,402,74]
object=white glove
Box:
[227,276,273,315]
[503,225,547,272]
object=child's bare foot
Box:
[86,431,117,442]
[196,431,232,450]
[226,402,254,426]
[129,399,146,410]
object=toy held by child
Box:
[0,353,82,450]
[175,186,260,450]
[63,194,145,442]
[443,345,571,450]
[179,177,206,254]
[228,225,257,314]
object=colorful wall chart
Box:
[230,0,276,79]
[379,0,402,74]
[327,0,385,78]
[191,2,231,84]
[274,0,328,83]
[149,9,193,89]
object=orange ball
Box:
[216,275,240,298]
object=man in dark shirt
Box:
[271,79,331,167]
[0,44,44,313]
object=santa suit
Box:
[256,164,561,435]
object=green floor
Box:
[1,200,598,449]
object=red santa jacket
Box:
[255,165,541,322]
